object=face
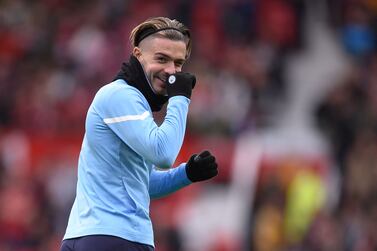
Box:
[133,37,187,95]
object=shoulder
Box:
[96,79,141,99]
[93,79,151,113]
[95,80,146,104]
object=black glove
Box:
[185,150,218,182]
[166,72,196,99]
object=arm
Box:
[149,150,219,199]
[98,72,195,169]
[149,164,192,199]
[97,83,189,169]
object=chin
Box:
[152,84,167,95]
[156,89,167,96]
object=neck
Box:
[114,55,168,112]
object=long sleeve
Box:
[94,80,190,169]
[149,163,192,199]
[64,80,190,247]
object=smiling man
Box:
[60,17,218,251]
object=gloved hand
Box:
[185,150,218,182]
[166,72,196,99]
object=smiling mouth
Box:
[156,77,167,88]
[157,76,166,83]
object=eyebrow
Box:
[155,52,186,64]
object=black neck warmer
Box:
[114,55,168,112]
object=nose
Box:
[164,62,177,75]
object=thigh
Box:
[75,235,154,251]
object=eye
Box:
[157,56,167,63]
[175,61,185,68]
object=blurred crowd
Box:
[250,1,377,251]
[0,0,304,136]
[0,0,376,250]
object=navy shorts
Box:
[60,235,154,251]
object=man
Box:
[60,17,218,251]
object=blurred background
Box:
[0,0,377,250]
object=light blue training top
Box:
[63,79,192,247]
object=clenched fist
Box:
[166,72,196,99]
[185,150,218,182]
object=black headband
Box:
[135,27,188,46]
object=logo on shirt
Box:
[168,75,176,84]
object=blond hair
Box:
[130,17,192,58]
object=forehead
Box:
[140,37,187,60]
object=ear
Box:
[133,47,142,59]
